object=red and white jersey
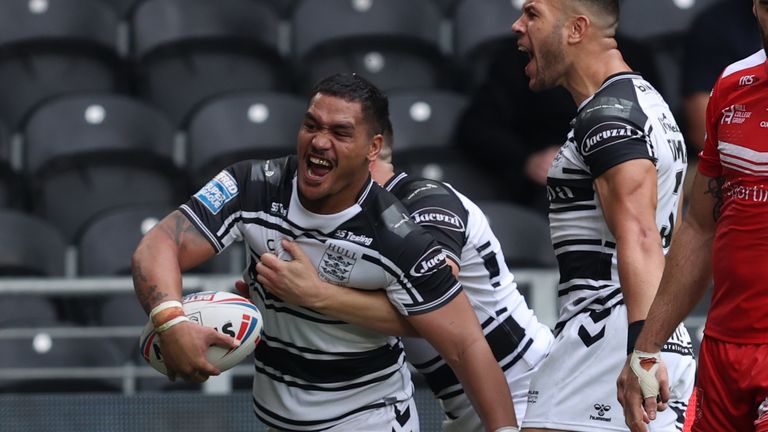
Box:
[698,49,768,344]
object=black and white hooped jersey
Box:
[180,156,463,431]
[547,73,687,333]
[386,173,551,420]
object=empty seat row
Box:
[0,0,716,128]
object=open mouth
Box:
[306,155,333,179]
[518,44,534,77]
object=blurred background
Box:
[0,0,743,429]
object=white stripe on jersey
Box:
[722,49,767,78]
[719,141,768,175]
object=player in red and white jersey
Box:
[618,1,768,431]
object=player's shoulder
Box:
[386,173,456,206]
[719,49,767,85]
[361,181,432,243]
[229,155,296,186]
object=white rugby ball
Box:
[139,291,263,376]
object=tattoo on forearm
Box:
[705,176,725,222]
[132,262,166,310]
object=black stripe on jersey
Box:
[252,284,347,325]
[477,241,492,253]
[179,205,224,252]
[411,315,530,398]
[553,294,623,334]
[546,177,595,204]
[549,204,598,213]
[563,167,590,176]
[558,283,613,297]
[479,251,502,287]
[254,336,405,389]
[553,238,603,249]
[253,395,390,431]
[557,250,613,283]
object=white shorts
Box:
[267,397,419,432]
[522,304,696,431]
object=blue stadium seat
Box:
[186,92,306,186]
[131,0,287,125]
[0,0,124,129]
[453,0,522,89]
[23,93,186,243]
[292,0,452,93]
[389,90,469,163]
[0,210,66,276]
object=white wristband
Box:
[494,427,520,432]
[629,349,662,399]
[155,315,190,334]
[149,300,183,319]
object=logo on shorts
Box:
[589,403,612,422]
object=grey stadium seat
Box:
[453,0,523,89]
[23,93,186,243]
[0,210,66,276]
[186,92,306,186]
[388,89,469,163]
[131,0,287,125]
[475,200,557,269]
[406,160,506,202]
[0,0,124,129]
[292,0,453,93]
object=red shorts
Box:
[691,336,768,432]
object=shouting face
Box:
[512,0,570,92]
[296,93,381,214]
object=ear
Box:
[367,133,383,162]
[567,15,590,44]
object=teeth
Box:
[309,156,331,167]
[518,45,529,53]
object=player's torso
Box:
[547,73,687,327]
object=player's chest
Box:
[717,84,768,149]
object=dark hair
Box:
[577,0,619,24]
[309,73,391,137]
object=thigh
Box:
[326,397,420,432]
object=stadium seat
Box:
[0,333,124,392]
[0,121,25,209]
[186,92,306,186]
[98,0,141,17]
[131,0,287,125]
[0,297,59,328]
[23,93,186,243]
[475,200,557,268]
[388,89,469,163]
[453,0,522,89]
[0,210,66,276]
[0,0,124,129]
[405,160,506,202]
[292,0,452,93]
[617,0,721,114]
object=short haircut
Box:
[309,73,391,137]
[571,0,619,31]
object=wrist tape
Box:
[629,349,662,399]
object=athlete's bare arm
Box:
[595,159,665,324]
[617,171,719,432]
[256,239,459,337]
[131,210,237,382]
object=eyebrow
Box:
[304,112,355,132]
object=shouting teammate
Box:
[511,0,696,430]
[131,73,518,431]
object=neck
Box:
[370,159,396,187]
[563,41,631,106]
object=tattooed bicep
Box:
[158,210,209,250]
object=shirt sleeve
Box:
[178,161,252,253]
[575,113,653,178]
[697,77,723,178]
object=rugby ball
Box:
[139,291,263,376]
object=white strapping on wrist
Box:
[155,315,190,334]
[494,427,520,432]
[149,300,183,319]
[629,349,662,399]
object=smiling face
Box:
[296,93,381,214]
[512,0,570,92]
